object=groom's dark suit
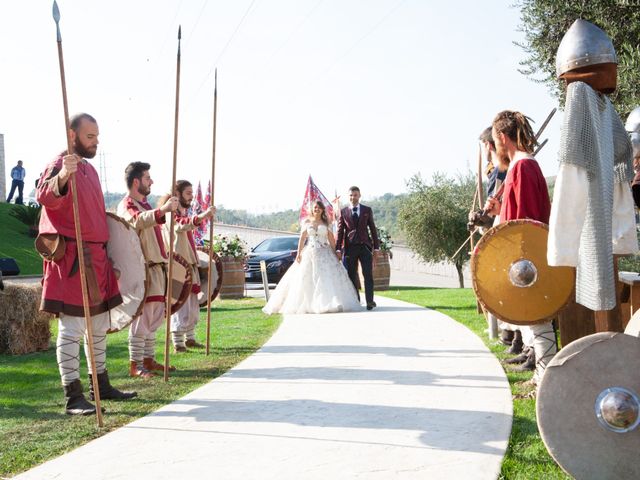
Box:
[336,204,380,307]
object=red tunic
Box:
[37,153,122,316]
[499,158,551,224]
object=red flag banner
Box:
[191,181,207,246]
[203,180,211,211]
[299,175,334,225]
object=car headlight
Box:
[266,260,284,270]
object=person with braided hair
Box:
[484,110,556,386]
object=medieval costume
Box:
[547,20,638,311]
[38,153,135,415]
[117,195,171,377]
[498,151,556,383]
[167,210,203,350]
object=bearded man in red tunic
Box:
[37,113,137,416]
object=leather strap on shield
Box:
[471,219,574,325]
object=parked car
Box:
[244,235,299,284]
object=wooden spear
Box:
[164,26,182,381]
[52,0,103,426]
[205,70,218,356]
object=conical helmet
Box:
[626,107,640,133]
[556,19,617,78]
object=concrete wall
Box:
[0,134,5,201]
[213,223,471,284]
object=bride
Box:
[263,200,363,315]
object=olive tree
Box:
[398,172,475,288]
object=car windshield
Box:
[253,237,298,253]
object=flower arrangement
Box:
[208,234,248,260]
[378,227,393,253]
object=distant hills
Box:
[103,191,407,243]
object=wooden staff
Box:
[164,26,182,381]
[52,0,103,426]
[205,70,218,356]
[471,144,484,252]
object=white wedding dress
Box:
[262,223,363,314]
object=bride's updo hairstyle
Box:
[313,199,329,226]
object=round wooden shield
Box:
[471,219,575,325]
[105,212,148,333]
[537,332,640,479]
[170,252,192,314]
[196,246,223,307]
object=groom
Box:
[336,186,380,310]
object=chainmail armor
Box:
[559,81,633,310]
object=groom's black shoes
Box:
[366,301,377,311]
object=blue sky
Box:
[0,0,562,212]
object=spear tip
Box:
[52,0,60,22]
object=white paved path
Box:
[15,296,512,480]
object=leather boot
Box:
[504,347,531,365]
[185,339,204,348]
[64,379,97,416]
[129,360,155,379]
[507,330,524,355]
[89,370,137,401]
[143,357,176,373]
[510,349,536,372]
[499,330,514,346]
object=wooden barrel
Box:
[373,251,391,291]
[358,251,391,291]
[220,257,245,299]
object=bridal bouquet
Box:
[209,234,248,260]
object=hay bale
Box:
[0,283,52,355]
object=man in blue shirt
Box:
[6,160,25,204]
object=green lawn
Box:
[0,202,42,275]
[378,287,569,480]
[0,213,568,480]
[0,298,281,477]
